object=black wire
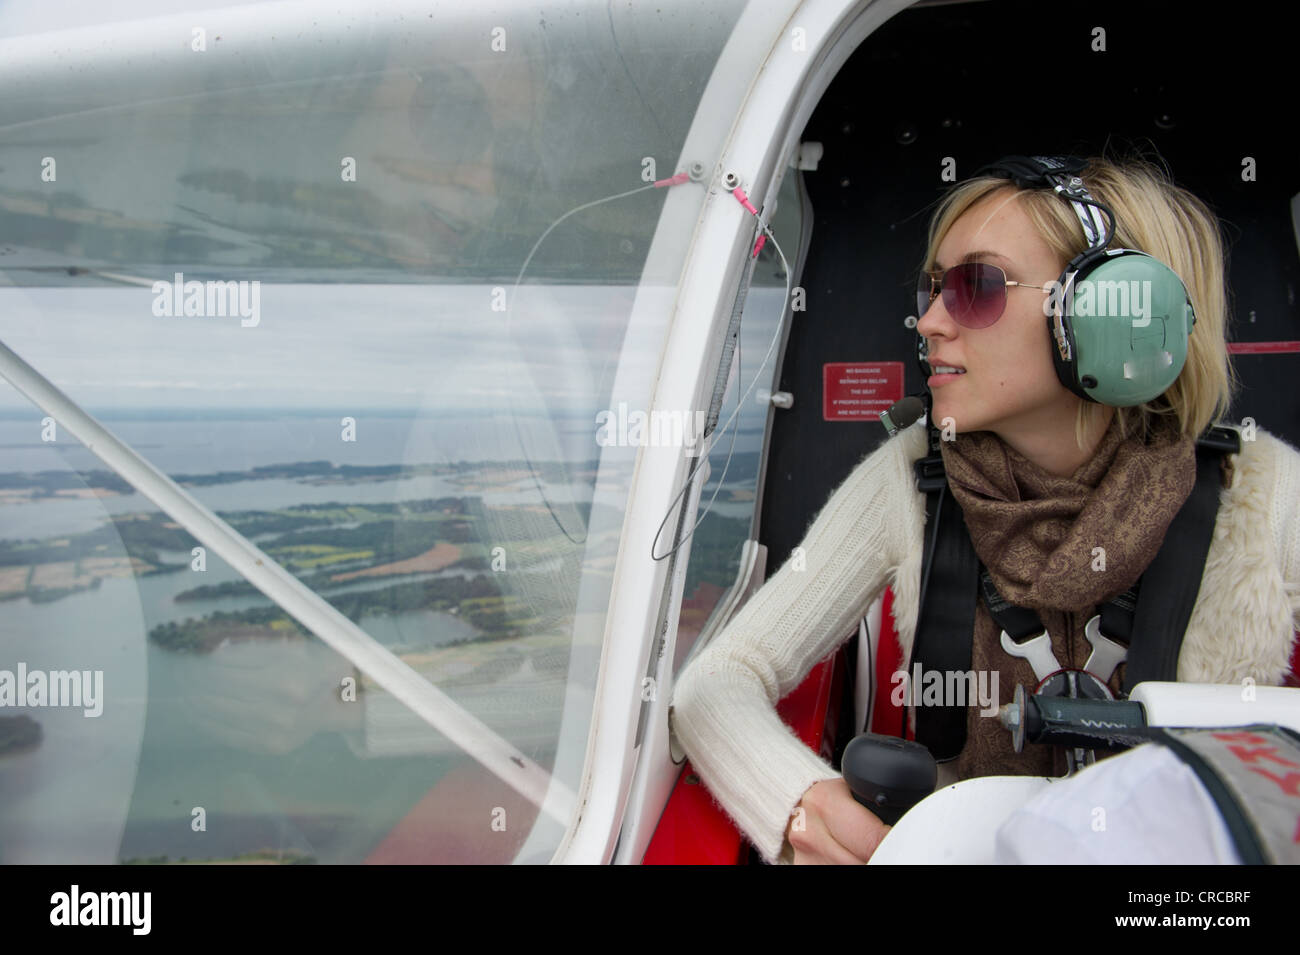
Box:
[651,217,789,562]
[648,345,743,562]
[1067,194,1119,255]
[863,611,875,735]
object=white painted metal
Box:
[1130,682,1300,733]
[563,0,918,864]
[868,776,1053,864]
[547,0,808,865]
[611,455,710,864]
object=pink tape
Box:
[731,186,759,216]
[654,172,690,188]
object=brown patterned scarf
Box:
[940,414,1197,613]
[933,413,1197,778]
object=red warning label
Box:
[823,362,904,421]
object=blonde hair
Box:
[921,155,1238,446]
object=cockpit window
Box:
[0,0,752,863]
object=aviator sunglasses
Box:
[917,262,1055,329]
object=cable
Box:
[651,189,792,561]
[504,171,692,546]
[502,170,791,563]
[863,613,875,735]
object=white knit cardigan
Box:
[669,420,1300,864]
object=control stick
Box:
[841,732,937,825]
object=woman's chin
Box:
[929,405,992,437]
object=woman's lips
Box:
[927,363,966,387]
[927,372,965,387]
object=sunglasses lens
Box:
[943,263,1006,328]
[916,271,934,318]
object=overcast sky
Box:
[0,0,278,40]
[0,283,661,414]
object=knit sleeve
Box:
[669,425,919,864]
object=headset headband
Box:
[972,155,1112,258]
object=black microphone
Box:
[841,732,938,825]
[878,394,927,436]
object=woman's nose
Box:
[916,292,956,340]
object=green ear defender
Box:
[972,155,1196,407]
[1052,246,1196,405]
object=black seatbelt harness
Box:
[905,423,978,751]
[904,423,1241,761]
[977,567,1139,647]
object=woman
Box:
[669,154,1300,865]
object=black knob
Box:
[841,732,938,825]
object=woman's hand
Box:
[786,777,891,864]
